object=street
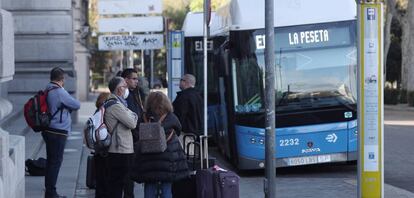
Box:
[72,104,414,197]
[384,109,414,193]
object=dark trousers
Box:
[123,153,135,198]
[123,175,135,198]
[107,153,134,198]
[94,154,109,198]
[41,131,67,198]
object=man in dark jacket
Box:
[120,69,148,198]
[172,74,203,152]
[43,67,80,198]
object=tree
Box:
[384,0,398,78]
[189,0,229,12]
[163,0,190,30]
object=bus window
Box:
[232,56,264,113]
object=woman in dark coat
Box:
[132,91,189,198]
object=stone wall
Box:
[73,0,91,101]
[0,6,24,198]
[3,0,76,107]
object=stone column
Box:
[0,4,25,198]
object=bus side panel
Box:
[235,122,352,161]
[348,120,358,152]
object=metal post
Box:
[141,49,145,76]
[203,0,210,138]
[120,50,124,71]
[200,0,210,168]
[264,0,276,198]
[151,49,154,88]
[356,0,384,197]
[127,32,134,68]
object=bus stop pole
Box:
[203,0,210,144]
[264,0,276,198]
[356,0,384,197]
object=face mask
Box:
[123,88,130,99]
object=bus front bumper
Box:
[237,151,357,170]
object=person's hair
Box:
[145,91,173,116]
[108,76,124,93]
[50,67,65,81]
[95,92,111,108]
[184,74,196,87]
[121,68,137,79]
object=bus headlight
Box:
[259,139,264,145]
[250,137,256,144]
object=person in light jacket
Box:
[43,67,80,198]
[105,77,138,198]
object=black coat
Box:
[172,88,203,135]
[126,88,147,142]
[131,112,189,183]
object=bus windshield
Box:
[232,20,357,113]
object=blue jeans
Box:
[144,182,172,198]
[41,130,67,197]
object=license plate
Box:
[287,155,332,166]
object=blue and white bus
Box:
[208,0,358,170]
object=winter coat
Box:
[105,94,138,154]
[131,112,189,183]
[172,87,203,135]
[125,88,147,141]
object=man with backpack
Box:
[105,76,138,198]
[43,67,80,198]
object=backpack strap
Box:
[102,98,120,148]
[133,89,145,113]
[158,114,167,123]
[46,86,63,122]
[166,129,175,142]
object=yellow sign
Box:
[358,2,383,198]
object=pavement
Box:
[9,99,414,198]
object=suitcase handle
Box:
[183,134,197,150]
[186,141,201,171]
[186,141,200,159]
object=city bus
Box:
[209,0,358,169]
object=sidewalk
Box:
[22,100,414,198]
[384,103,414,112]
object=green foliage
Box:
[189,0,229,12]
[408,91,414,107]
[163,0,190,30]
[384,88,400,105]
[189,0,203,12]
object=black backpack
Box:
[25,157,47,176]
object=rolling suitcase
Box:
[173,135,214,198]
[196,166,240,198]
[86,155,96,189]
[195,136,240,198]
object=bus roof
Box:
[182,12,217,37]
[211,0,357,35]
